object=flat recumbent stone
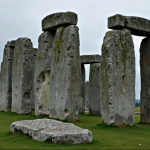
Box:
[10,119,93,144]
[42,11,78,31]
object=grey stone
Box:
[100,29,135,126]
[108,14,125,29]
[140,37,150,123]
[80,55,101,64]
[30,48,38,110]
[85,81,89,110]
[7,40,16,47]
[49,25,80,121]
[2,42,15,111]
[89,63,101,115]
[34,31,55,116]
[42,12,77,31]
[125,16,150,36]
[10,119,93,144]
[11,38,34,115]
[0,63,4,111]
[108,14,150,36]
[79,64,85,114]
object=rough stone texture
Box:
[80,55,101,64]
[42,12,77,31]
[34,31,55,116]
[108,14,125,29]
[0,63,4,111]
[10,119,93,144]
[140,37,150,123]
[108,14,150,36]
[85,81,89,110]
[30,48,38,110]
[49,25,80,121]
[100,29,135,126]
[79,64,85,114]
[1,42,16,112]
[89,63,101,115]
[11,38,34,115]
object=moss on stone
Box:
[15,53,18,59]
[106,31,113,35]
[97,65,100,69]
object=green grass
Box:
[0,111,150,149]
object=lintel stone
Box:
[42,11,77,31]
[80,55,101,64]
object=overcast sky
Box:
[0,0,149,99]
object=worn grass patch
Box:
[0,111,150,149]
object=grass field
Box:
[0,111,150,149]
[135,107,140,112]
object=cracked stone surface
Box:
[42,11,77,31]
[140,37,150,123]
[49,25,80,121]
[100,29,135,126]
[11,38,34,115]
[10,119,93,144]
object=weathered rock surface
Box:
[11,38,34,115]
[89,63,101,115]
[80,55,101,64]
[85,81,89,110]
[79,64,85,114]
[49,25,80,121]
[42,12,77,31]
[0,63,4,111]
[1,41,16,112]
[100,29,135,125]
[34,31,55,116]
[10,119,93,144]
[108,14,150,36]
[140,37,150,123]
[108,14,125,29]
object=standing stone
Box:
[34,31,55,116]
[2,41,16,112]
[140,37,150,123]
[0,62,4,111]
[79,64,85,114]
[49,25,80,121]
[85,81,89,110]
[100,29,135,126]
[11,38,34,115]
[89,63,101,115]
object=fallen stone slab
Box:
[100,29,135,126]
[81,55,101,64]
[108,14,150,36]
[42,11,77,31]
[10,119,93,144]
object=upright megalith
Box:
[140,37,150,123]
[108,14,150,36]
[79,64,85,114]
[49,25,80,121]
[34,31,55,116]
[1,41,16,112]
[100,29,135,126]
[11,38,34,115]
[89,63,101,115]
[42,11,77,31]
[85,81,89,110]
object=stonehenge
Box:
[100,29,135,125]
[140,37,150,123]
[89,63,101,116]
[34,31,54,116]
[11,38,34,115]
[1,11,150,127]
